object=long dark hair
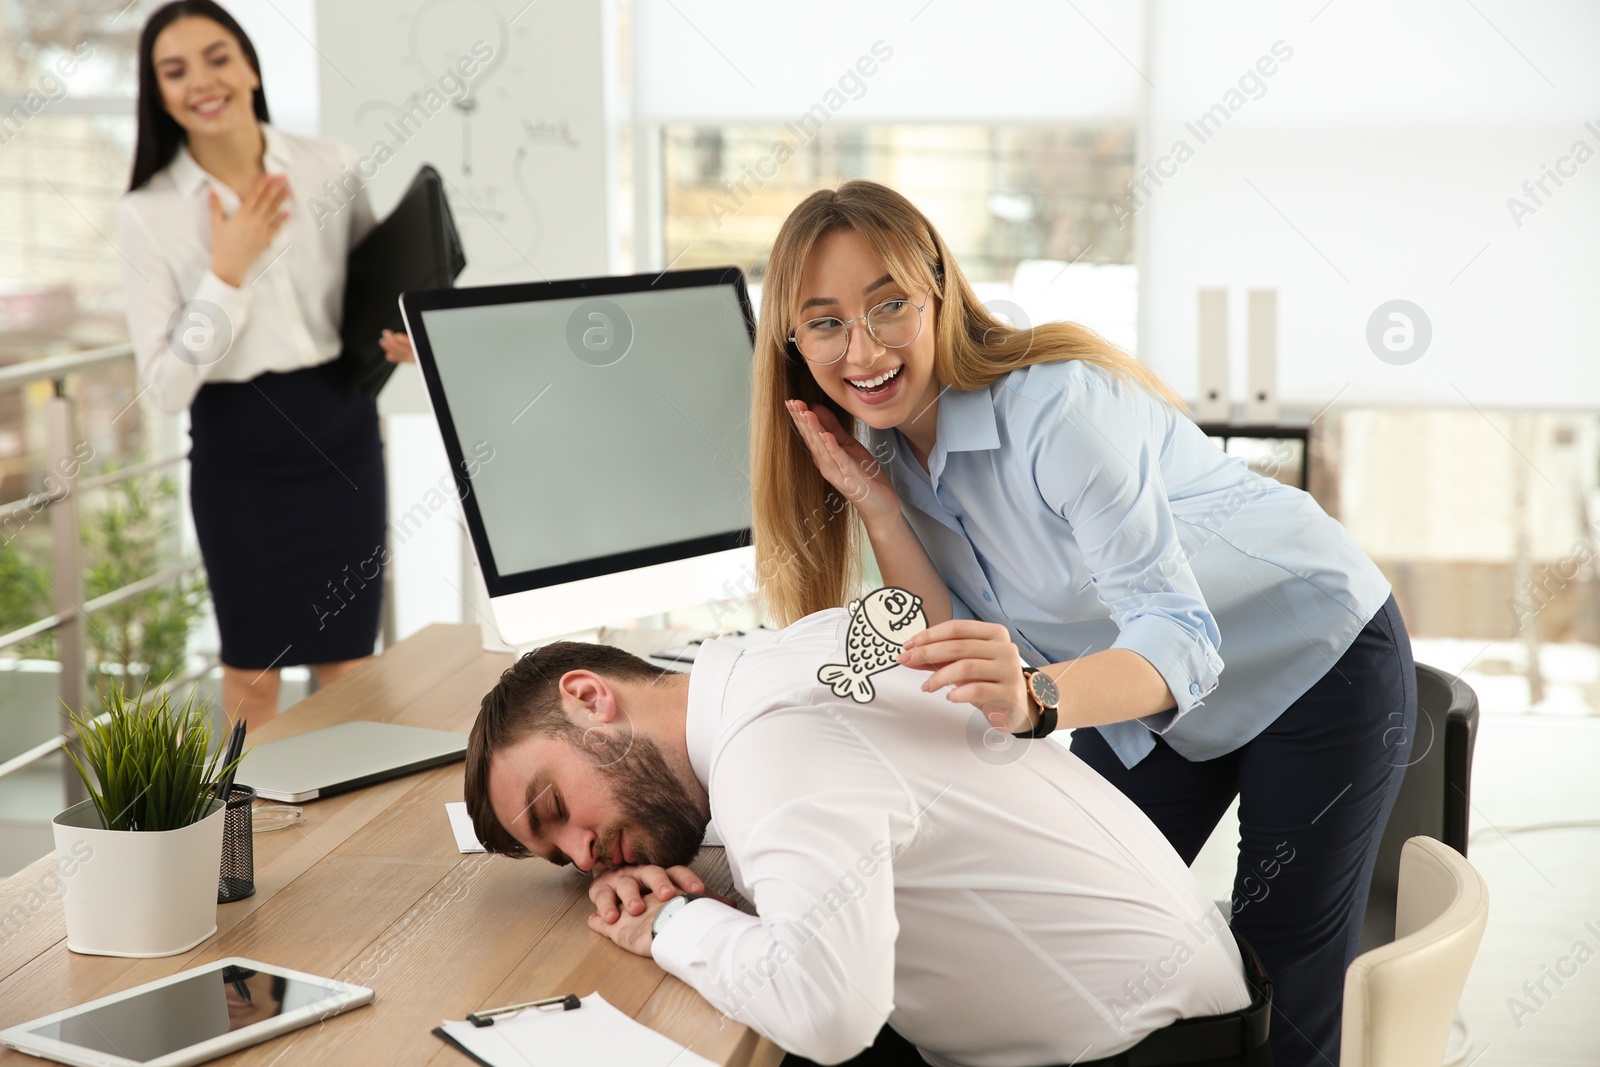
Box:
[129,1,270,192]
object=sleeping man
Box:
[464,608,1271,1066]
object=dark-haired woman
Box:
[115,1,411,729]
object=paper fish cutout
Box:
[818,586,929,703]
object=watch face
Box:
[1029,671,1060,708]
[653,897,681,933]
[653,893,694,937]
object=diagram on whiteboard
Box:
[329,0,588,279]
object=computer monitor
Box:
[400,267,757,649]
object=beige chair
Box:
[1341,836,1489,1067]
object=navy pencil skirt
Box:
[1071,593,1417,1067]
[188,362,387,671]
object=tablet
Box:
[0,958,373,1067]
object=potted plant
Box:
[52,683,243,957]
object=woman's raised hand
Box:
[785,399,902,531]
[208,174,291,288]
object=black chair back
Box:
[1358,662,1479,952]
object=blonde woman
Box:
[753,180,1414,1067]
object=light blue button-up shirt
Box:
[864,358,1392,768]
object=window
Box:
[661,124,1135,286]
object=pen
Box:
[214,719,247,803]
[467,993,582,1026]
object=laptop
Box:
[245,722,469,803]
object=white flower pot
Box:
[51,797,226,958]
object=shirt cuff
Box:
[1112,613,1223,735]
[650,896,749,974]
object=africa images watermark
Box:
[0,42,95,148]
[715,839,894,1020]
[1,440,95,548]
[306,40,496,231]
[1504,120,1600,230]
[1505,917,1600,1030]
[705,40,895,228]
[1105,841,1293,1035]
[706,433,899,629]
[0,840,94,946]
[1508,534,1596,631]
[1129,435,1299,607]
[1109,39,1295,229]
[310,439,496,631]
[349,859,487,983]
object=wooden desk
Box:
[0,624,780,1067]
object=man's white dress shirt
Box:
[652,609,1251,1066]
[115,123,376,414]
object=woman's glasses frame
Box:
[788,288,933,366]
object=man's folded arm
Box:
[651,712,906,1064]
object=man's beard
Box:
[592,733,709,869]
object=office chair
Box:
[1341,836,1489,1067]
[1359,663,1479,953]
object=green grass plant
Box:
[62,682,243,832]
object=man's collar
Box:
[684,638,743,789]
[170,122,291,197]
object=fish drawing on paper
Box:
[818,586,929,703]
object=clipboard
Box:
[336,164,466,397]
[429,993,718,1067]
[431,1026,497,1067]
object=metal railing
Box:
[0,343,215,803]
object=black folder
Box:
[336,164,466,397]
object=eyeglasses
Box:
[789,289,931,366]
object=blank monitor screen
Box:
[403,268,755,597]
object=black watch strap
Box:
[1012,701,1059,739]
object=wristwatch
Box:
[1012,668,1060,739]
[651,892,701,940]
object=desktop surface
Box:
[0,624,778,1067]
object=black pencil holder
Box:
[217,785,256,904]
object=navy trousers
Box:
[1071,594,1417,1067]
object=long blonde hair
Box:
[751,180,1185,625]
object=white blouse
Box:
[115,123,377,415]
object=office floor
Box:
[1191,704,1600,1066]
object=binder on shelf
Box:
[1245,288,1279,425]
[1195,288,1230,423]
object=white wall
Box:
[634,0,1141,123]
[1138,0,1600,411]
[186,0,322,136]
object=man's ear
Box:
[558,670,619,725]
